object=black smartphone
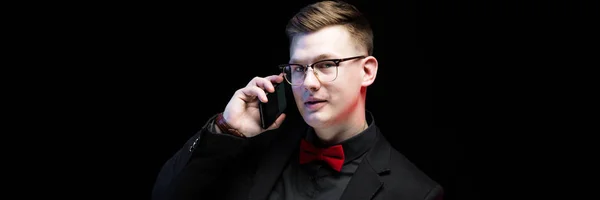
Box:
[259,83,287,129]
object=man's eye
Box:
[316,62,336,68]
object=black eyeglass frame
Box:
[278,55,366,85]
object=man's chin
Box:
[302,111,329,127]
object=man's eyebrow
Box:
[289,54,336,64]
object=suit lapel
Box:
[248,124,306,200]
[339,158,383,200]
[340,127,391,200]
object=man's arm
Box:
[151,113,249,200]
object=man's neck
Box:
[313,108,368,145]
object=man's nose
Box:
[303,67,321,91]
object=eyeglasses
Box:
[278,55,366,86]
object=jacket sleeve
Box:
[424,184,444,200]
[151,113,250,200]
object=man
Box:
[152,1,443,199]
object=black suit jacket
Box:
[152,114,443,200]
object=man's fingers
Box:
[267,113,286,130]
[239,86,268,103]
[265,73,284,83]
[250,74,285,93]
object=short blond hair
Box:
[286,0,374,56]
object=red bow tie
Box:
[299,139,345,172]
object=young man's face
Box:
[289,25,368,128]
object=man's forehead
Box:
[288,26,356,63]
[289,38,341,62]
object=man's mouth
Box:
[305,100,327,105]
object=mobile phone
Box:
[259,83,287,129]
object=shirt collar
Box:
[304,111,377,164]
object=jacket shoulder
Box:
[379,137,444,199]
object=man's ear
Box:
[361,56,378,87]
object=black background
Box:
[19,0,591,199]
